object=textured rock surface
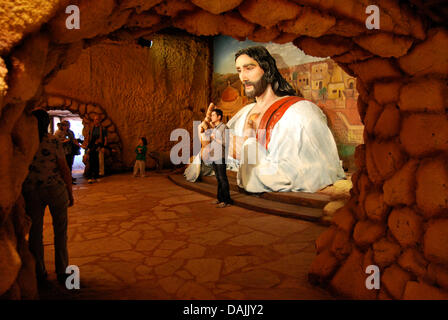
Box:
[388,208,422,247]
[45,34,211,168]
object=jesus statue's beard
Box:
[244,75,268,99]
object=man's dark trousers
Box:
[89,149,99,179]
[212,159,232,204]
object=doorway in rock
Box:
[48,110,85,174]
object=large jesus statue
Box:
[185,46,345,193]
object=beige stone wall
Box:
[45,34,211,168]
[0,0,447,299]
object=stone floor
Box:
[39,171,334,300]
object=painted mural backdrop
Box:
[212,36,363,171]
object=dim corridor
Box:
[39,172,333,300]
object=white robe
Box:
[185,99,345,193]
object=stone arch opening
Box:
[1,0,447,300]
[39,95,124,175]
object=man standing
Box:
[63,120,81,184]
[204,108,233,208]
[84,114,107,183]
[186,46,344,193]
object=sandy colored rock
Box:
[354,144,365,170]
[17,241,39,300]
[273,33,298,45]
[364,191,388,222]
[364,99,383,135]
[5,33,49,104]
[416,157,448,218]
[45,34,211,167]
[0,232,22,296]
[427,263,448,290]
[330,249,377,299]
[0,110,39,215]
[400,114,448,157]
[191,0,243,14]
[373,81,402,105]
[238,0,301,28]
[47,96,65,107]
[388,208,422,247]
[399,78,446,113]
[280,6,335,38]
[302,0,425,39]
[308,249,339,284]
[398,248,428,278]
[382,264,412,300]
[403,281,448,300]
[248,26,280,43]
[424,219,448,266]
[378,288,393,300]
[219,12,256,41]
[176,280,215,299]
[350,58,401,85]
[173,10,221,36]
[331,206,355,234]
[294,36,352,59]
[330,229,352,260]
[315,226,336,254]
[353,220,385,247]
[326,19,365,37]
[323,199,346,221]
[184,258,222,283]
[373,104,400,139]
[154,0,196,17]
[0,0,62,55]
[368,140,405,182]
[356,172,371,219]
[120,0,163,13]
[333,48,372,65]
[125,12,162,28]
[383,159,418,206]
[373,238,401,268]
[399,28,448,76]
[354,33,413,58]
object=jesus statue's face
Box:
[236,54,267,99]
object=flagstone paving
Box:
[39,171,334,300]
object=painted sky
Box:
[213,36,327,74]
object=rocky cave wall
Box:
[0,0,447,299]
[44,33,212,168]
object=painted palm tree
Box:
[318,87,328,102]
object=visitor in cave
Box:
[22,109,74,286]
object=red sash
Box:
[256,96,305,149]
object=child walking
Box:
[133,137,147,177]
